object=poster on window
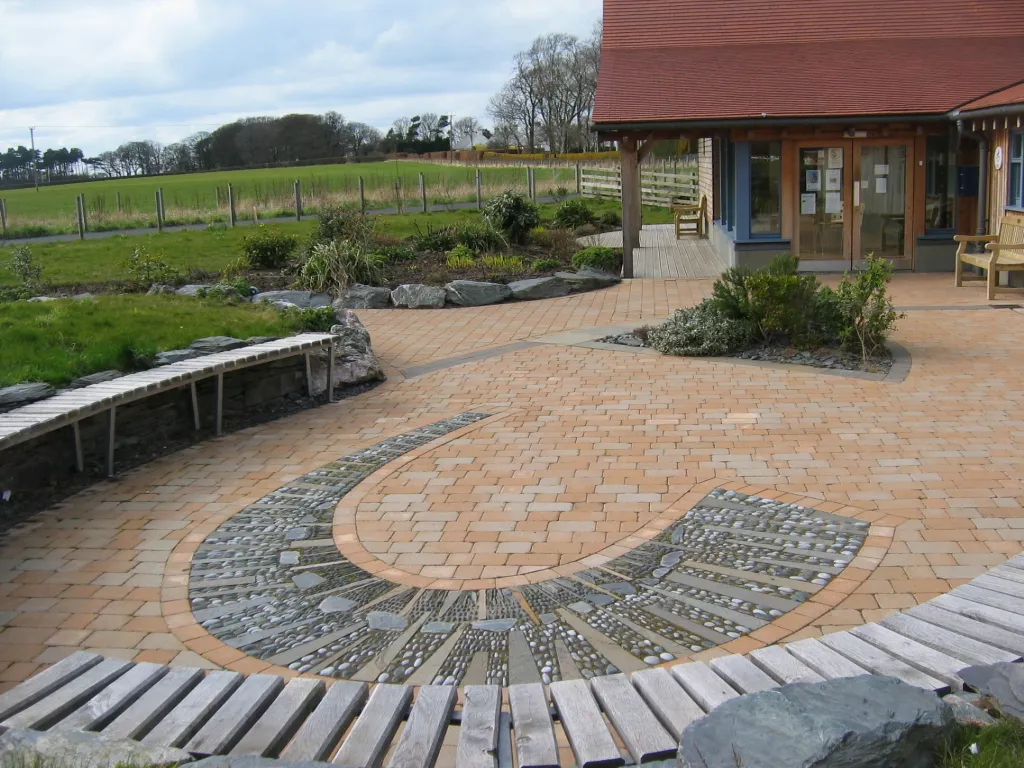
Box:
[825,169,842,191]
[800,193,817,216]
[806,170,821,191]
[825,192,843,214]
[827,148,844,169]
[876,177,887,194]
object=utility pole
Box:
[29,127,38,191]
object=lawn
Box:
[0,295,307,387]
[0,160,586,237]
[0,199,671,289]
[940,720,1024,767]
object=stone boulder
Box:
[960,663,1024,720]
[147,283,176,295]
[176,284,234,297]
[507,276,571,300]
[72,293,95,300]
[445,281,512,307]
[0,382,55,409]
[309,310,386,393]
[246,336,279,345]
[0,726,191,768]
[70,370,124,389]
[554,268,622,292]
[188,336,249,354]
[254,290,332,309]
[677,675,954,768]
[26,296,57,302]
[391,284,446,309]
[153,349,203,367]
[335,284,392,310]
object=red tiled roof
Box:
[957,81,1024,113]
[596,0,1024,125]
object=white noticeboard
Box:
[825,192,843,214]
[801,193,817,216]
[827,148,844,169]
[825,169,842,191]
[874,164,890,176]
[875,177,888,194]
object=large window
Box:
[925,134,956,229]
[750,141,781,236]
[1010,132,1024,210]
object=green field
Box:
[0,161,584,238]
[0,200,671,289]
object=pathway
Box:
[586,224,724,279]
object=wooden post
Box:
[294,180,302,221]
[576,164,582,195]
[190,382,200,430]
[155,191,163,232]
[228,184,236,227]
[419,172,427,213]
[107,406,116,478]
[476,169,483,209]
[620,137,639,279]
[215,186,221,209]
[76,196,85,240]
[327,344,336,403]
[159,189,166,224]
[72,422,84,473]
[116,191,122,213]
[79,194,88,232]
[215,373,224,436]
[358,176,366,215]
[0,199,7,238]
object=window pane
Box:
[1012,133,1023,160]
[1011,160,1022,208]
[925,135,954,229]
[750,141,781,235]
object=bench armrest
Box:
[984,243,1024,251]
[953,234,998,242]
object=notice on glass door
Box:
[825,169,842,191]
[801,193,817,216]
[806,170,821,191]
[875,177,887,194]
[827,148,844,168]
[825,192,843,214]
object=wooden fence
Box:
[581,167,699,207]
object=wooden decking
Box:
[587,224,724,279]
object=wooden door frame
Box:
[851,138,916,270]
[790,139,855,268]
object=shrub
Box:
[309,206,374,247]
[649,300,751,357]
[242,226,298,269]
[574,223,601,238]
[287,305,337,333]
[834,254,903,362]
[598,210,622,228]
[553,199,595,230]
[572,246,622,273]
[374,243,417,263]
[481,254,526,273]
[121,246,180,288]
[483,191,541,244]
[7,245,43,289]
[532,258,562,272]
[446,245,477,270]
[711,255,818,345]
[531,227,577,259]
[297,240,385,294]
[453,221,506,252]
[411,223,459,252]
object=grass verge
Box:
[940,720,1024,767]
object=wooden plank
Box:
[971,573,1024,598]
[387,685,458,768]
[185,673,285,755]
[988,564,1024,585]
[102,667,205,741]
[280,679,368,762]
[230,677,326,758]
[669,662,738,712]
[0,651,101,722]
[954,583,1024,615]
[630,667,705,741]
[709,654,779,694]
[457,685,501,768]
[910,601,1024,654]
[784,638,871,680]
[331,683,410,768]
[3,658,132,730]
[819,632,948,693]
[54,662,168,732]
[881,611,1019,666]
[590,674,675,764]
[932,592,1024,633]
[141,670,243,748]
[549,679,623,768]
[851,623,970,688]
[748,646,825,685]
[508,683,559,768]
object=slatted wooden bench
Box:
[4,555,1024,768]
[0,334,339,478]
[954,212,1024,300]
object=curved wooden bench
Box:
[0,334,339,478]
[3,554,1023,768]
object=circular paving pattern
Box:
[188,412,870,686]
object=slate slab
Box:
[189,336,249,354]
[70,370,124,389]
[154,348,203,366]
[0,382,55,407]
[319,596,357,614]
[677,675,954,768]
[0,726,192,768]
[368,612,408,631]
[960,662,1024,720]
[554,268,622,291]
[942,694,997,727]
[391,284,446,309]
[444,280,512,307]
[255,290,332,309]
[335,284,392,310]
[507,276,571,300]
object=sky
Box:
[0,0,601,156]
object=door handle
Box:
[854,182,861,209]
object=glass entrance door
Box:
[796,144,852,271]
[854,144,913,270]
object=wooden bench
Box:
[0,334,338,478]
[954,212,1024,300]
[5,553,1024,767]
[674,195,707,239]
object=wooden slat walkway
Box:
[5,554,1024,767]
[586,224,725,279]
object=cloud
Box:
[0,0,601,154]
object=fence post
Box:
[155,191,163,232]
[116,191,122,213]
[576,164,582,196]
[476,169,483,209]
[419,173,427,213]
[159,189,166,225]
[228,184,236,227]
[525,167,531,198]
[294,180,302,221]
[394,179,403,214]
[76,196,85,240]
[358,176,366,215]
[215,186,221,209]
[0,199,7,238]
[78,194,88,233]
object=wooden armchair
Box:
[954,213,1024,300]
[674,195,707,239]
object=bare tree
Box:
[452,117,481,148]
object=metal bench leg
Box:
[215,373,224,436]
[304,353,314,398]
[107,407,116,478]
[72,422,84,473]
[190,382,201,430]
[327,345,336,403]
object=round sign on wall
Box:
[995,145,1004,170]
